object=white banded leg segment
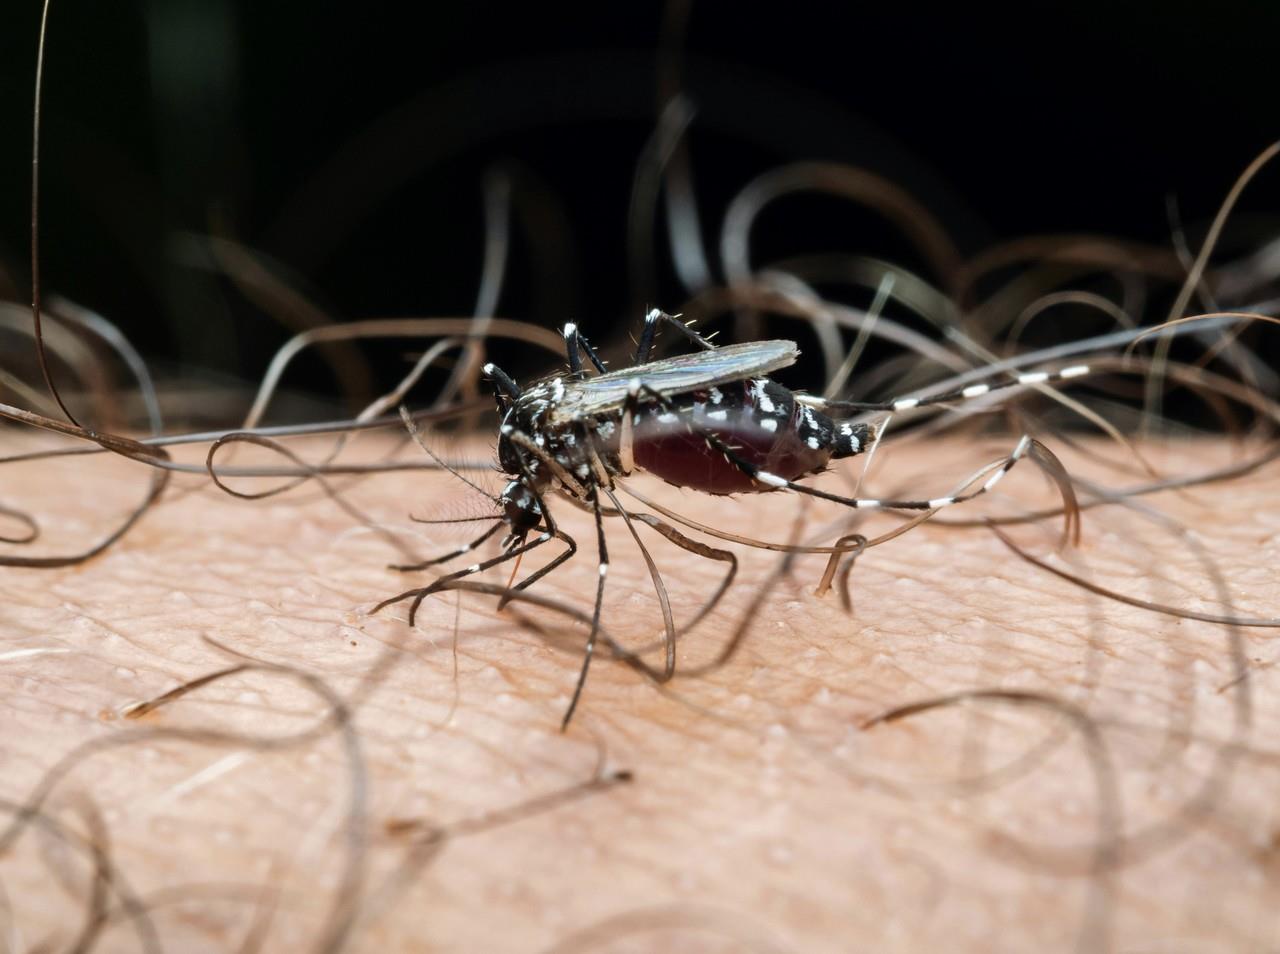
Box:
[803,362,1097,414]
[750,434,1035,513]
[562,322,608,376]
[374,528,565,626]
[633,308,717,364]
[391,519,504,571]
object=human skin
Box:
[0,430,1277,952]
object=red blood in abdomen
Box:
[632,416,830,494]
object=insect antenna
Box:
[397,405,498,502]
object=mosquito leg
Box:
[562,322,608,378]
[506,529,578,595]
[797,362,1095,414]
[600,486,676,680]
[752,435,1033,512]
[561,492,609,729]
[482,362,521,410]
[617,380,640,474]
[633,308,717,364]
[390,519,504,572]
[373,529,557,626]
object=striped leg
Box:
[391,519,505,572]
[633,308,716,364]
[798,362,1095,414]
[482,362,521,415]
[380,440,575,620]
[562,322,608,378]
[749,435,1032,512]
[374,528,566,626]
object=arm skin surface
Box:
[0,431,1276,953]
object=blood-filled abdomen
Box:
[630,379,834,494]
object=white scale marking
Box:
[466,564,481,573]
[1017,371,1049,385]
[760,418,778,432]
[893,397,920,410]
[927,497,954,509]
[707,409,728,421]
[962,383,990,398]
[756,471,788,488]
[709,387,724,404]
[859,499,882,509]
[754,381,776,413]
[1060,364,1090,378]
[599,563,609,577]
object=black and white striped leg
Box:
[500,528,578,605]
[633,308,717,364]
[482,362,521,414]
[800,362,1095,414]
[373,528,562,626]
[390,518,505,572]
[749,435,1033,512]
[561,491,610,730]
[562,322,608,378]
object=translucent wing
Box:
[549,339,799,423]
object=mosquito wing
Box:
[548,339,799,423]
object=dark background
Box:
[1,1,1277,417]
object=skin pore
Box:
[1,427,1276,952]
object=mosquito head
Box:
[500,478,543,536]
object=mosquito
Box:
[377,309,1093,725]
